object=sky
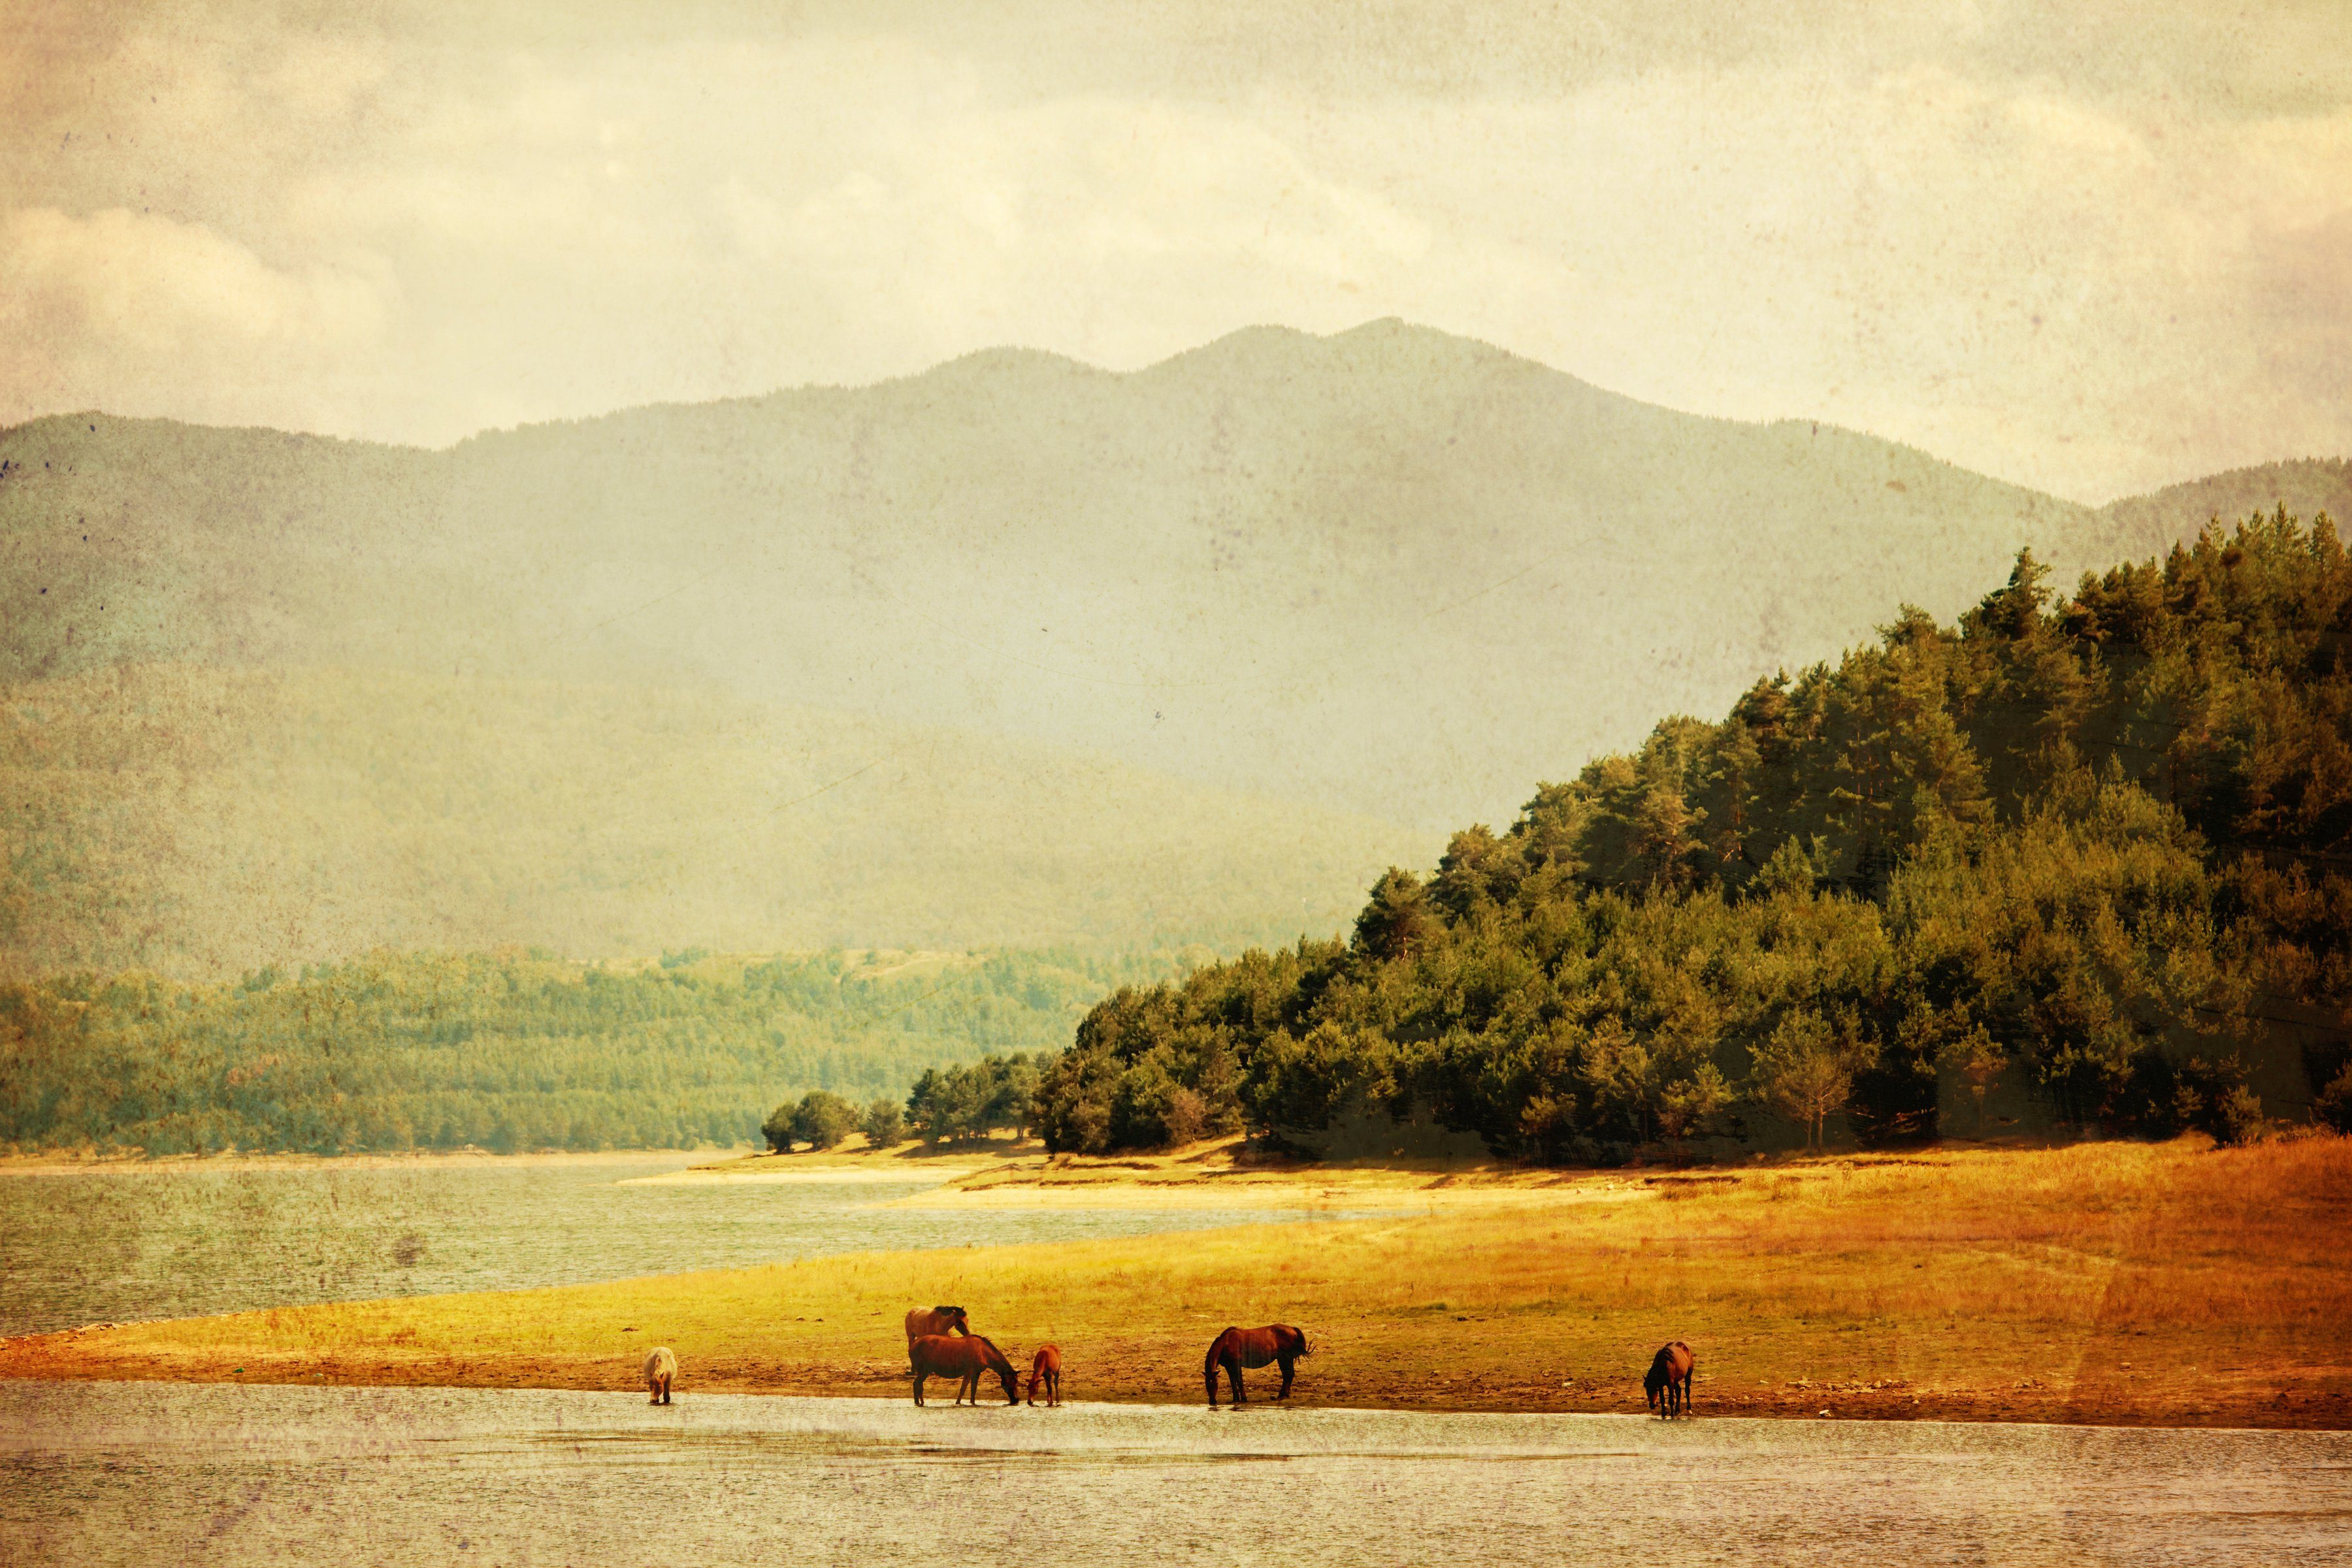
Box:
[2,0,2346,503]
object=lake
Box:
[0,1158,1344,1336]
[5,1381,2345,1567]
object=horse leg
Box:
[1276,1355,1295,1400]
[1051,1369,1061,1407]
[913,1372,926,1407]
[1229,1359,1247,1405]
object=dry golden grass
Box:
[8,1135,2346,1427]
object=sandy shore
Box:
[622,1166,987,1186]
[0,1147,748,1176]
[16,1339,2334,1429]
[883,1179,1658,1210]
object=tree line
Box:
[0,947,1165,1155]
[1028,512,2352,1160]
[762,1053,1054,1152]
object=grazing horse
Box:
[905,1305,972,1347]
[1024,1344,1063,1407]
[1644,1341,1695,1418]
[643,1345,677,1405]
[1205,1324,1309,1407]
[910,1333,1020,1406]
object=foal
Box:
[1024,1344,1063,1407]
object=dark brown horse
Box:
[1644,1341,1695,1417]
[910,1333,1020,1406]
[904,1305,970,1347]
[1024,1344,1062,1407]
[1205,1324,1309,1407]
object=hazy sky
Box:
[3,1,2345,502]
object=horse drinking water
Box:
[1205,1325,1309,1407]
[1644,1341,1695,1417]
[910,1333,1020,1406]
[1024,1344,1062,1407]
[643,1346,677,1405]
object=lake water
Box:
[0,1159,1340,1335]
[5,1381,2345,1567]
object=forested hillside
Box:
[1037,512,2352,1158]
[0,947,1171,1155]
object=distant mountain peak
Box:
[892,345,1113,399]
[1137,318,1522,383]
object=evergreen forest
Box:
[12,515,2352,1164]
[1035,514,2352,1159]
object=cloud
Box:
[1,206,390,426]
[0,10,2344,499]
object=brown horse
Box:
[1205,1325,1309,1407]
[905,1305,971,1347]
[1024,1344,1062,1407]
[642,1345,677,1405]
[1644,1341,1695,1417]
[910,1333,1020,1406]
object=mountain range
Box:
[3,319,2344,976]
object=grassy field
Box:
[7,1136,2346,1428]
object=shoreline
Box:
[881,1179,1657,1210]
[5,1138,2345,1433]
[0,1147,751,1175]
[0,1360,2330,1432]
[621,1166,986,1186]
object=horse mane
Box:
[934,1305,964,1315]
